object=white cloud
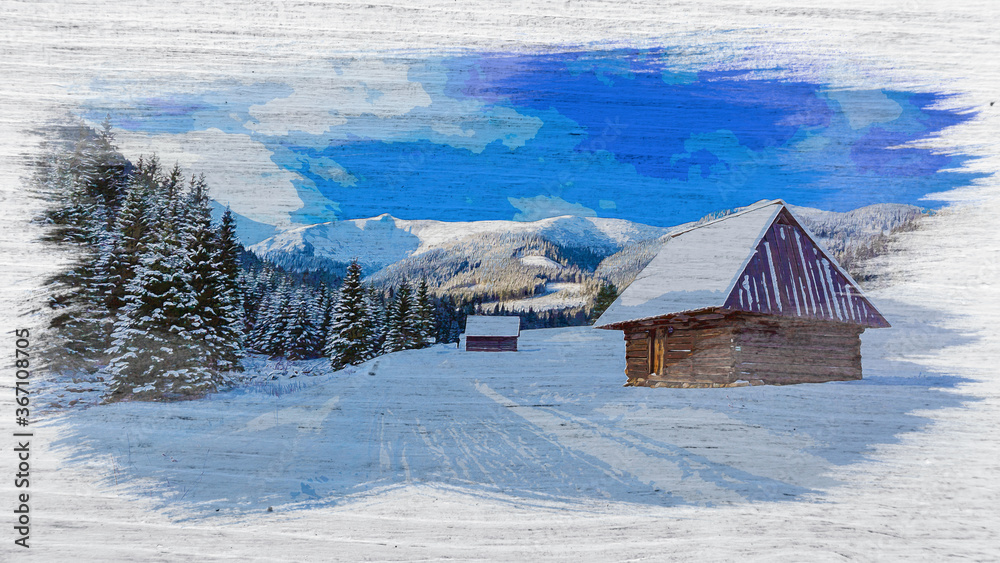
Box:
[827,89,903,130]
[310,156,357,187]
[508,195,597,222]
[244,58,543,155]
[114,128,304,227]
[244,58,432,137]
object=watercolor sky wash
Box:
[88,49,983,228]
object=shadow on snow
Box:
[49,299,978,520]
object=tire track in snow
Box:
[475,382,743,504]
[238,396,341,434]
[543,406,817,500]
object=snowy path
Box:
[35,328,878,514]
[22,308,986,561]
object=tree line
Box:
[36,119,246,399]
[34,120,620,402]
[34,120,448,401]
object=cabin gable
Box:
[722,208,889,328]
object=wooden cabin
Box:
[464,316,521,352]
[594,200,890,388]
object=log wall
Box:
[731,315,863,384]
[619,310,865,387]
[466,336,518,352]
[624,331,651,379]
[622,311,739,387]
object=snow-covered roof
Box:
[594,200,783,328]
[464,315,521,337]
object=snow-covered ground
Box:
[491,282,590,312]
[519,255,564,269]
[41,320,980,515]
[3,0,1000,561]
[15,268,1000,560]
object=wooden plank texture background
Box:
[2,1,999,561]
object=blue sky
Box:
[88,49,983,227]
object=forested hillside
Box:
[33,122,451,401]
[254,201,929,318]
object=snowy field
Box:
[47,323,974,516]
[3,0,1000,561]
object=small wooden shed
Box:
[594,200,890,388]
[464,316,521,352]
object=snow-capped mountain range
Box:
[244,202,924,312]
[249,213,671,273]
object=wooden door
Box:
[649,329,662,375]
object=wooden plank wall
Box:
[723,210,889,328]
[623,315,737,386]
[649,323,735,385]
[732,315,863,383]
[466,336,518,352]
[621,311,865,386]
[624,331,650,380]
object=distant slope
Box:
[210,200,278,246]
[249,202,926,311]
[250,214,669,273]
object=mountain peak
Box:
[250,213,669,273]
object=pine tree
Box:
[364,287,386,359]
[326,260,375,370]
[181,177,244,371]
[284,286,324,360]
[589,282,619,323]
[411,278,436,348]
[211,207,245,370]
[105,193,219,400]
[104,170,247,400]
[249,278,294,356]
[317,282,336,347]
[84,115,130,211]
[240,264,273,336]
[382,280,414,353]
[104,175,157,311]
[36,122,131,371]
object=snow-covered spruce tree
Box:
[105,171,227,401]
[248,278,294,357]
[240,262,275,337]
[42,117,129,241]
[411,278,436,349]
[35,121,132,372]
[160,162,187,220]
[314,282,334,347]
[211,207,246,370]
[382,280,415,353]
[82,115,131,212]
[180,177,244,371]
[433,293,462,344]
[284,285,325,360]
[364,287,386,359]
[106,197,218,400]
[104,167,159,312]
[326,260,376,370]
